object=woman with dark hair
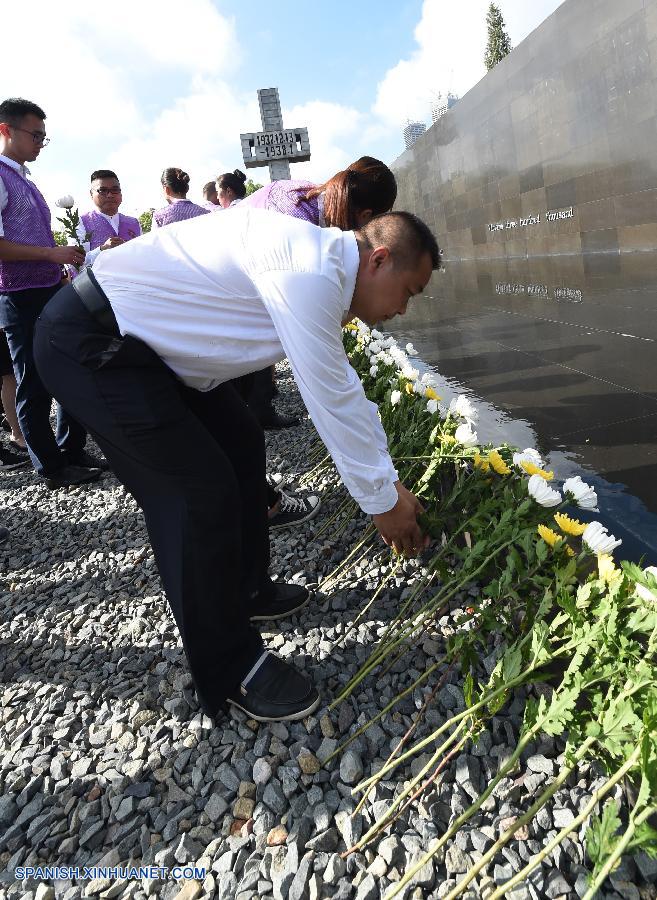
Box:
[216,169,247,208]
[152,168,209,228]
[240,156,397,228]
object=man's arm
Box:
[254,268,426,553]
[0,236,85,267]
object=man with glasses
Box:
[0,97,102,488]
[75,170,141,269]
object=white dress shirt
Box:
[93,207,399,515]
[0,155,32,237]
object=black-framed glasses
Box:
[94,187,122,196]
[11,126,49,147]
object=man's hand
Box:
[48,245,86,267]
[101,236,124,250]
[372,481,429,557]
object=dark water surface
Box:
[385,252,657,564]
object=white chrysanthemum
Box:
[582,521,622,554]
[636,566,657,602]
[513,448,544,469]
[368,340,382,354]
[55,194,75,209]
[401,365,420,382]
[369,365,378,377]
[390,390,402,406]
[426,399,439,414]
[455,423,478,447]
[413,380,424,395]
[563,476,598,511]
[406,342,418,356]
[527,474,562,507]
[371,329,383,340]
[449,395,478,422]
[377,352,394,366]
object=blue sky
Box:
[4,0,564,217]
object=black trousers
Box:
[0,285,87,474]
[34,284,267,715]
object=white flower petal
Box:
[527,474,562,507]
[390,390,401,406]
[455,423,478,447]
[426,399,438,414]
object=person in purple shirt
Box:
[0,97,103,488]
[216,169,247,209]
[152,168,210,228]
[75,170,141,270]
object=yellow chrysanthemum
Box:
[554,512,587,536]
[473,452,490,472]
[425,387,441,401]
[597,553,622,583]
[488,450,511,475]
[442,434,456,445]
[566,546,575,557]
[344,322,359,332]
[521,461,554,480]
[537,524,562,548]
[405,382,414,394]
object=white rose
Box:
[390,390,402,406]
[55,195,75,209]
[513,448,544,469]
[426,399,439,414]
[369,365,378,377]
[635,566,657,602]
[582,521,622,555]
[527,474,562,507]
[455,423,478,447]
[406,342,418,356]
[563,476,598,511]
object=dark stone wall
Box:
[393,0,657,261]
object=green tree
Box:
[245,179,262,196]
[484,3,512,70]
[139,209,153,233]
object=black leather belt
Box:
[72,268,120,335]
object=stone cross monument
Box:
[240,87,311,181]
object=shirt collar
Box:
[0,154,31,178]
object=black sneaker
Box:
[0,444,30,471]
[227,650,320,722]
[269,490,321,530]
[67,450,110,471]
[259,410,300,430]
[249,582,311,622]
[43,464,101,490]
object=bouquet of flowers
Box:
[55,195,92,272]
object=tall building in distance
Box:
[431,92,459,124]
[403,121,427,150]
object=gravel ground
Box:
[1,363,655,900]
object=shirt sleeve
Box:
[150,216,159,230]
[0,175,7,237]
[252,268,399,515]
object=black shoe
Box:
[259,410,300,430]
[227,650,320,722]
[269,490,321,530]
[0,445,30,471]
[250,582,310,622]
[0,525,8,545]
[43,464,101,490]
[67,450,110,471]
[9,440,29,455]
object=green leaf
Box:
[502,644,523,682]
[586,799,622,876]
[601,699,642,756]
[540,683,581,735]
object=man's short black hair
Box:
[359,211,441,270]
[0,98,46,125]
[203,180,217,198]
[91,170,119,182]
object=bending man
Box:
[34,207,439,723]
